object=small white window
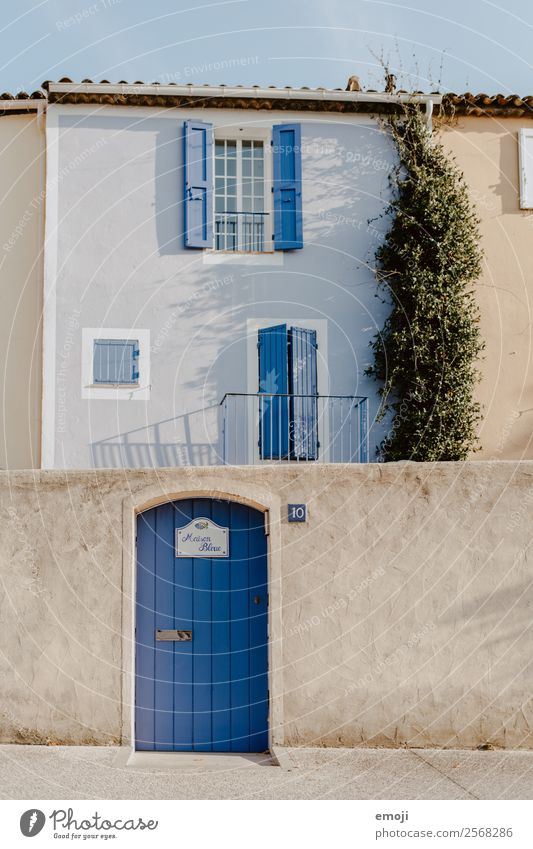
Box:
[82,328,150,400]
[519,129,533,208]
[214,130,271,252]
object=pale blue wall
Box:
[46,105,395,468]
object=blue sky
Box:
[3,0,533,95]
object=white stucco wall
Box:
[0,463,531,749]
[42,103,395,468]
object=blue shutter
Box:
[184,120,213,248]
[258,325,289,459]
[289,327,318,460]
[272,124,303,250]
[93,339,138,384]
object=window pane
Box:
[253,158,264,178]
[226,157,236,176]
[226,196,237,212]
[215,157,224,176]
[215,140,225,156]
[253,142,264,157]
[226,140,236,155]
[242,140,251,156]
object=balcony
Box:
[215,211,269,252]
[221,394,369,465]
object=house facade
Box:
[2,81,533,756]
[39,81,442,470]
[439,95,533,461]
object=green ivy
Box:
[366,104,484,461]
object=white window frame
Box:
[212,127,273,253]
[82,328,151,400]
[519,128,533,209]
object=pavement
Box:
[0,745,532,799]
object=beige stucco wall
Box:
[439,116,533,460]
[0,463,531,750]
[0,112,44,469]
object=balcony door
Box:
[258,324,318,460]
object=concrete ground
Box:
[1,745,532,799]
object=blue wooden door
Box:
[135,498,269,752]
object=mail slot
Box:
[155,629,193,641]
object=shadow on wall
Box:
[58,111,184,254]
[90,404,221,468]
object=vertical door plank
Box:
[211,500,231,751]
[135,509,157,750]
[154,503,175,750]
[248,511,269,751]
[192,499,213,751]
[173,499,194,750]
[230,501,251,751]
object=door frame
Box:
[120,480,283,752]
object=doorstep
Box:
[118,749,276,771]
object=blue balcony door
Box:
[135,498,269,752]
[258,324,318,460]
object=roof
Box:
[2,80,533,117]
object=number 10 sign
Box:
[288,504,307,523]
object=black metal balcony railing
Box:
[214,211,269,252]
[221,393,369,465]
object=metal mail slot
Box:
[155,629,192,642]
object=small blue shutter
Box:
[258,325,289,459]
[93,339,138,384]
[272,124,303,250]
[289,327,318,459]
[184,120,213,248]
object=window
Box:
[93,339,139,385]
[81,328,150,400]
[258,324,318,460]
[214,138,266,252]
[184,120,303,252]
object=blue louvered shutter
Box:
[272,124,303,250]
[258,325,289,459]
[289,327,318,460]
[93,339,138,384]
[184,120,213,248]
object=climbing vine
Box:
[366,103,484,461]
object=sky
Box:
[2,0,533,96]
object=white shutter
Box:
[519,129,533,208]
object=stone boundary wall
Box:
[0,463,531,749]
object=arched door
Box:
[135,498,269,752]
